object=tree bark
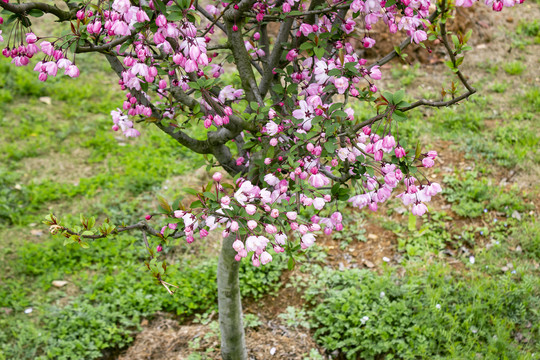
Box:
[217,234,248,360]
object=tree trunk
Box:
[217,234,248,360]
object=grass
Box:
[503,61,527,76]
[1,4,539,359]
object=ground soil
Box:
[115,3,539,359]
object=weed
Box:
[278,306,311,329]
[307,266,540,359]
[502,61,526,76]
[243,314,263,328]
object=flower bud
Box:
[212,172,223,182]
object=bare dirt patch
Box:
[118,312,321,360]
[19,148,101,185]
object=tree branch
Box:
[104,54,211,154]
[223,1,265,105]
[0,1,75,21]
[258,16,294,97]
[76,35,132,54]
[367,10,440,71]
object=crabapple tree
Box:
[0,0,521,356]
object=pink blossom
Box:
[286,211,297,221]
[369,66,382,80]
[233,239,244,252]
[299,23,313,36]
[247,220,257,230]
[264,174,280,186]
[286,49,298,61]
[412,203,428,216]
[422,157,435,168]
[282,2,291,12]
[245,204,257,215]
[313,197,325,210]
[112,0,131,13]
[26,33,37,44]
[334,77,349,94]
[309,173,330,188]
[395,146,406,158]
[260,251,272,265]
[65,65,80,78]
[301,233,316,248]
[412,30,427,44]
[265,120,279,136]
[265,224,277,234]
[363,37,376,48]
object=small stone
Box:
[52,280,68,288]
[270,347,277,356]
[394,207,407,214]
[382,256,390,262]
[364,260,375,268]
[24,308,33,314]
[511,211,522,221]
[367,234,378,240]
[515,246,522,253]
[39,96,52,105]
[501,266,509,272]
[141,319,149,327]
[30,229,43,237]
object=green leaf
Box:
[383,91,393,103]
[183,187,199,196]
[393,90,405,105]
[287,257,295,270]
[414,141,422,160]
[324,141,336,154]
[299,42,314,50]
[154,0,168,15]
[27,9,44,17]
[80,242,90,249]
[392,110,407,122]
[408,213,417,231]
[190,200,203,209]
[63,238,76,246]
[327,69,342,77]
[313,47,325,59]
[203,191,216,201]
